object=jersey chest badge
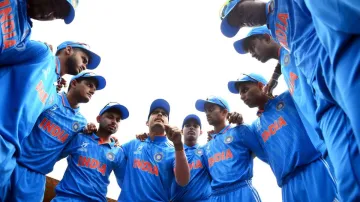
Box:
[72,122,80,132]
[106,152,115,161]
[134,145,143,155]
[78,142,89,152]
[154,152,164,162]
[283,54,290,66]
[224,135,234,144]
[276,101,285,111]
[195,149,203,157]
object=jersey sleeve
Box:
[120,140,134,159]
[237,124,268,163]
[113,147,127,188]
[58,134,81,160]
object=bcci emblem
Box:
[106,152,115,161]
[276,101,285,111]
[154,152,164,162]
[224,136,233,144]
[284,54,290,66]
[72,122,80,132]
[195,149,203,157]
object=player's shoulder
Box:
[231,124,252,133]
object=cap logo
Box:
[154,152,164,162]
[276,101,285,111]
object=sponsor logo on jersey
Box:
[77,156,107,176]
[261,116,288,142]
[208,149,234,168]
[133,159,159,176]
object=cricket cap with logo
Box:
[233,26,271,54]
[56,41,101,69]
[148,99,170,120]
[182,114,202,129]
[228,73,268,94]
[64,0,79,24]
[195,96,230,112]
[99,102,129,120]
[220,0,243,38]
[70,72,106,90]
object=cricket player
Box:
[169,114,211,202]
[233,25,326,157]
[52,102,129,202]
[0,0,79,65]
[118,99,190,202]
[0,72,106,202]
[0,41,100,189]
[195,96,267,201]
[219,1,360,200]
[228,73,339,201]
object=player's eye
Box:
[82,56,88,65]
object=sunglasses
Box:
[101,102,121,111]
[238,73,261,83]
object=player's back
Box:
[0,0,32,65]
[204,125,255,192]
[251,91,321,186]
[54,133,125,202]
[18,92,87,174]
[170,145,211,202]
[119,136,175,202]
[0,40,58,153]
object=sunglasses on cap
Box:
[206,95,227,109]
[239,73,262,83]
[219,0,234,20]
[101,102,121,110]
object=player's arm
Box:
[264,63,282,96]
[58,134,81,160]
[237,124,268,163]
[165,125,190,186]
[113,147,127,188]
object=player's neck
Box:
[185,140,197,147]
[149,131,165,141]
[96,128,112,142]
[213,121,227,134]
[59,57,67,76]
[258,96,270,110]
[66,93,80,109]
[275,45,282,60]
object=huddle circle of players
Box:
[0,0,359,201]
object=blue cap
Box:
[228,73,268,94]
[99,102,129,120]
[195,96,230,112]
[64,0,79,24]
[182,114,202,129]
[148,99,170,119]
[70,72,106,90]
[56,41,101,70]
[220,0,242,38]
[234,26,271,54]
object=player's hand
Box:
[227,112,243,125]
[56,77,67,92]
[136,133,148,142]
[263,78,277,98]
[207,130,214,142]
[83,123,98,134]
[111,135,120,147]
[44,42,54,52]
[164,125,183,148]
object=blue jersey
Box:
[118,136,176,202]
[17,92,87,174]
[250,91,321,186]
[171,144,211,202]
[279,48,326,154]
[266,0,323,82]
[203,125,267,192]
[0,40,59,154]
[0,0,32,65]
[54,133,126,202]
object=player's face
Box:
[147,108,169,132]
[72,79,98,103]
[204,103,227,126]
[66,49,90,75]
[227,0,267,29]
[238,82,263,108]
[99,110,122,134]
[244,37,273,63]
[27,0,70,21]
[183,119,201,143]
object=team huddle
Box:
[0,0,359,201]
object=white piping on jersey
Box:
[320,157,337,185]
[246,180,261,202]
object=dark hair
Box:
[55,47,86,56]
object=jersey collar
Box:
[212,125,231,138]
[60,92,80,113]
[91,133,115,147]
[146,135,168,143]
[184,144,199,150]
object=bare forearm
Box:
[174,143,190,186]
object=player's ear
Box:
[146,120,149,127]
[264,34,272,43]
[65,46,73,55]
[96,115,101,123]
[257,82,264,90]
[199,130,203,135]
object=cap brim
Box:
[149,99,170,119]
[233,39,248,54]
[92,75,106,90]
[195,99,207,112]
[221,16,240,38]
[183,114,201,128]
[102,105,129,120]
[64,3,75,24]
[228,81,240,94]
[86,51,101,70]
